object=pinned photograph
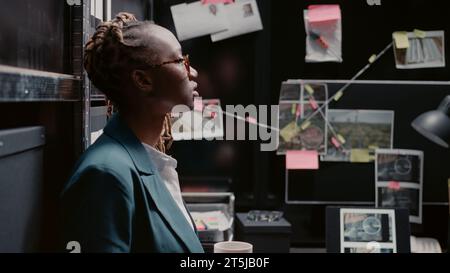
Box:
[277,102,327,154]
[322,110,394,162]
[393,30,446,69]
[375,149,424,223]
[377,187,420,221]
[277,82,328,155]
[376,152,422,183]
[299,103,327,153]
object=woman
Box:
[61,12,204,253]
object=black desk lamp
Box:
[412,95,450,253]
[411,95,450,148]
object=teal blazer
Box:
[61,114,204,253]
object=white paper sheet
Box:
[211,0,263,42]
[171,1,229,42]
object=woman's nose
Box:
[189,66,198,80]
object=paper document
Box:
[171,1,229,41]
[211,0,263,42]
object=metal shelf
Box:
[0,65,82,102]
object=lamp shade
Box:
[411,95,450,148]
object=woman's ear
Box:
[132,69,153,95]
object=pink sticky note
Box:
[309,98,318,110]
[308,5,341,23]
[201,0,234,4]
[388,181,401,190]
[286,150,319,170]
[194,98,203,112]
[331,137,341,148]
[246,116,257,124]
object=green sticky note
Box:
[393,31,410,49]
[280,121,300,142]
[350,149,371,163]
[305,84,315,95]
[414,29,426,39]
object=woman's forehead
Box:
[143,25,182,58]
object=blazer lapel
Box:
[141,174,203,252]
[104,114,203,252]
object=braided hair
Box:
[84,12,173,153]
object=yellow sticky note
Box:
[368,54,377,63]
[337,134,346,144]
[280,121,300,142]
[305,84,315,95]
[393,31,410,49]
[334,90,344,101]
[300,120,311,130]
[414,29,426,39]
[350,149,371,163]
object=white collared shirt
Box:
[141,142,194,231]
